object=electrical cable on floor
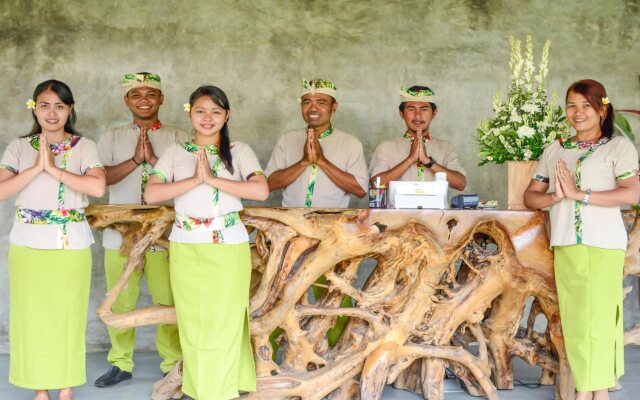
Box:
[513,380,543,388]
[447,368,542,390]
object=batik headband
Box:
[122,73,162,94]
[299,79,337,101]
[400,87,437,103]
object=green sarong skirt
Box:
[170,242,256,400]
[8,244,92,389]
[554,244,625,392]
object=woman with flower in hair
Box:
[0,80,106,400]
[145,85,267,399]
[524,79,639,400]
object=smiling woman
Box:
[143,85,267,400]
[0,79,106,400]
[524,79,640,400]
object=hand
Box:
[33,134,45,172]
[408,131,420,163]
[41,134,56,174]
[200,149,216,186]
[555,159,579,199]
[133,129,145,165]
[416,131,430,164]
[553,167,565,201]
[303,128,317,164]
[312,133,325,165]
[141,127,157,165]
[192,148,204,184]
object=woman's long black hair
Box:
[189,85,234,174]
[23,79,82,138]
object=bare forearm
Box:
[572,187,640,207]
[317,158,366,198]
[523,190,561,209]
[267,160,310,191]
[0,168,41,201]
[144,178,199,203]
[54,168,106,198]
[208,176,269,201]
[371,158,412,187]
[105,159,139,186]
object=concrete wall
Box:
[0,0,639,352]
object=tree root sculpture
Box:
[86,206,640,400]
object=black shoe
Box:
[94,365,132,388]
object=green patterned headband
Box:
[122,73,162,93]
[299,79,337,101]
[400,87,437,103]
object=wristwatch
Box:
[582,189,591,205]
[425,157,436,168]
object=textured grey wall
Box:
[0,0,639,352]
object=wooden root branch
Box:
[86,206,640,400]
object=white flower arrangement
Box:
[476,35,569,165]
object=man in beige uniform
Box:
[95,73,188,387]
[370,86,467,190]
[266,79,368,207]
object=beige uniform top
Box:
[265,128,368,208]
[97,124,190,250]
[0,136,103,249]
[533,136,639,250]
[369,136,467,181]
[152,141,264,244]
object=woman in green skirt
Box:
[0,80,106,400]
[145,85,268,399]
[524,79,640,400]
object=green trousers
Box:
[104,249,182,373]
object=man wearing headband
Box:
[95,72,187,388]
[369,85,467,190]
[266,79,368,207]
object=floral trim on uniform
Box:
[533,174,550,183]
[132,121,162,132]
[616,170,640,182]
[174,210,240,232]
[150,170,168,183]
[84,164,105,174]
[29,134,81,154]
[305,127,334,208]
[16,207,86,224]
[559,136,610,150]
[246,171,265,180]
[181,140,219,155]
[0,164,17,174]
[403,131,431,181]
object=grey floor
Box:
[0,347,638,399]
